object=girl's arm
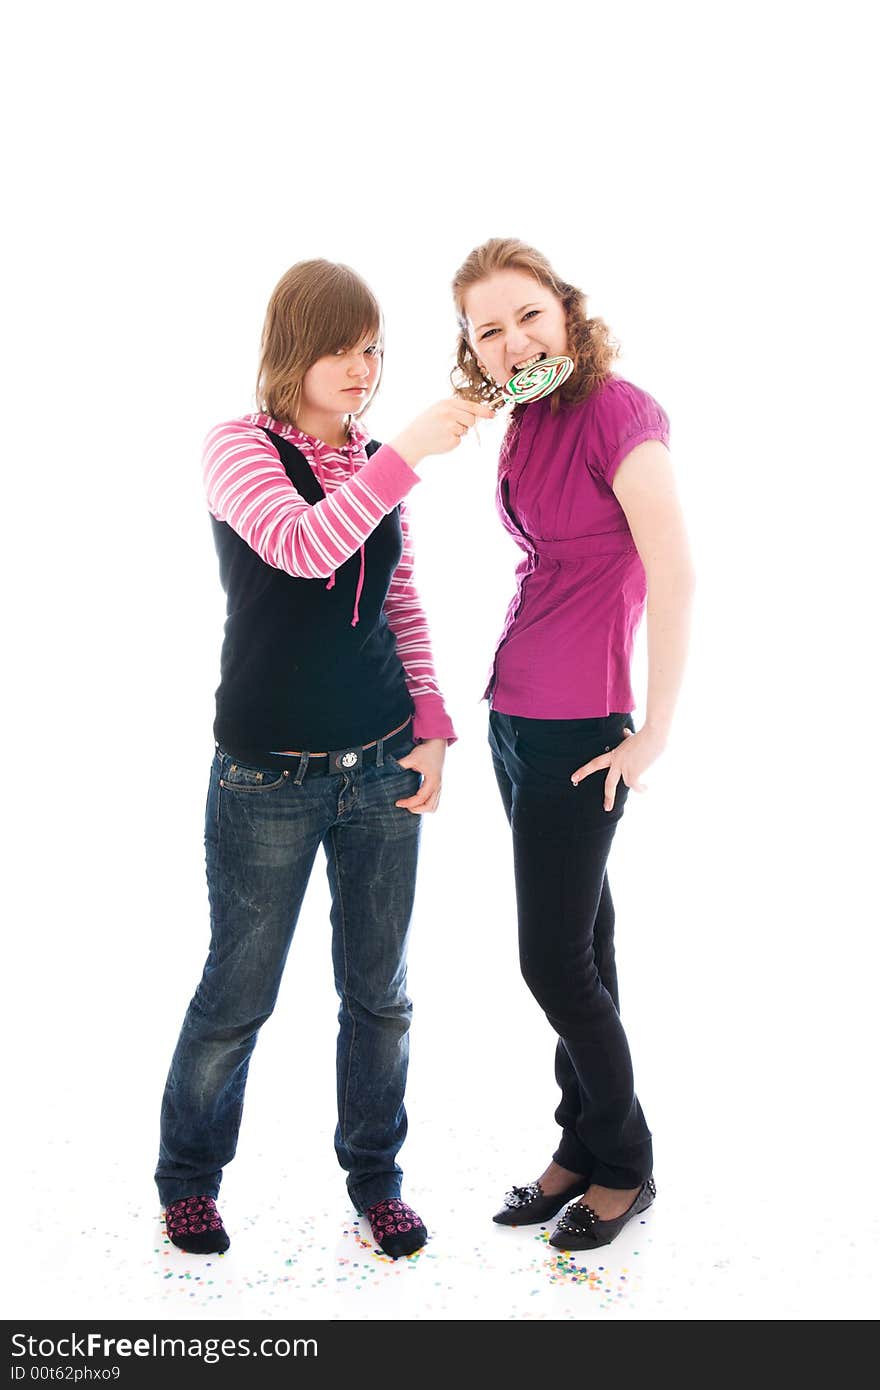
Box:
[203,420,419,578]
[615,439,695,744]
[204,397,493,578]
[571,439,696,809]
[383,503,456,744]
[383,503,456,815]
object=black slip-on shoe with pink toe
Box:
[365,1198,427,1258]
[165,1195,230,1254]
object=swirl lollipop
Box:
[488,354,574,409]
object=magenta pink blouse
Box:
[486,377,670,719]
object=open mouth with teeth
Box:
[512,352,546,371]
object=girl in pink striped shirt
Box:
[155,260,491,1259]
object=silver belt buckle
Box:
[330,747,362,772]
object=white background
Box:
[2,0,878,1322]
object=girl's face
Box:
[463,269,568,387]
[300,335,382,424]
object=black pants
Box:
[488,709,653,1190]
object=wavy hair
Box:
[450,238,618,410]
[256,260,383,425]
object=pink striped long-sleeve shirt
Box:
[203,412,456,743]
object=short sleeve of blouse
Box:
[585,378,671,486]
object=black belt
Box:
[218,716,414,780]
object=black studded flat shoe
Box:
[548,1176,656,1250]
[493,1177,589,1227]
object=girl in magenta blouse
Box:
[451,238,695,1252]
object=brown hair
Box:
[450,238,618,410]
[256,260,383,424]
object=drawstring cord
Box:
[351,546,365,626]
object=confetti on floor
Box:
[17,1120,877,1321]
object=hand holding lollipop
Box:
[390,397,495,471]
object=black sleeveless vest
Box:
[211,430,414,764]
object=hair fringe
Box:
[256,260,383,425]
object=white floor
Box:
[7,1095,877,1322]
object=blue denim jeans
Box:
[155,742,421,1213]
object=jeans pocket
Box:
[384,740,416,768]
[219,758,289,794]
